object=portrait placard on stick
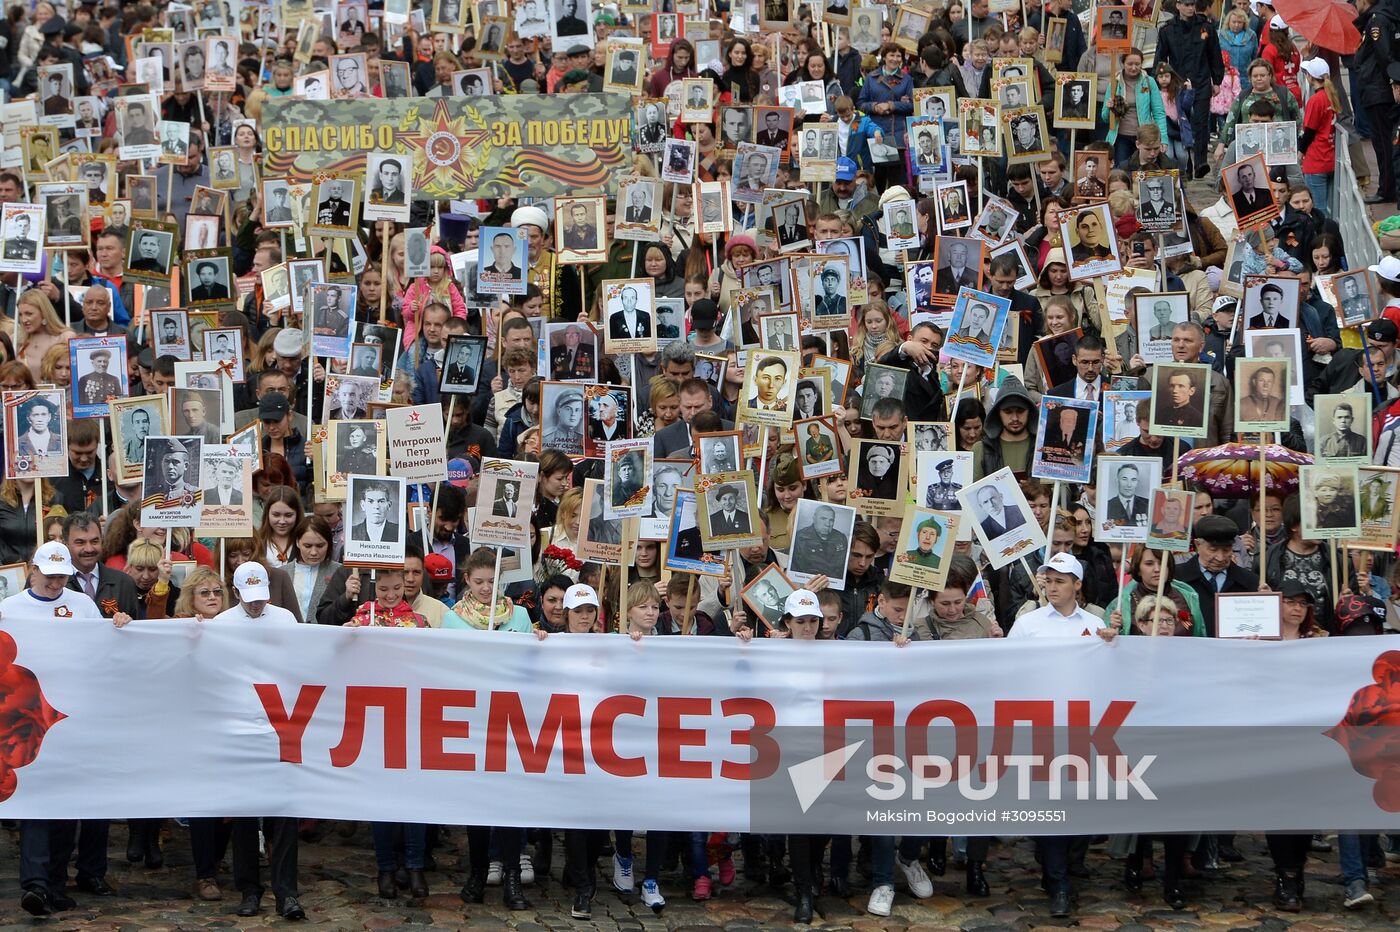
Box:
[888,507,959,591]
[4,390,67,481]
[473,458,538,549]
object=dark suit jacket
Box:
[1106,496,1149,523]
[709,510,751,537]
[979,506,1026,539]
[1175,555,1258,637]
[1231,187,1270,217]
[935,265,978,294]
[876,347,947,422]
[67,564,141,619]
[351,520,400,543]
[609,311,651,339]
[190,283,228,300]
[313,562,357,625]
[1047,376,1107,400]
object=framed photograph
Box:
[915,451,972,529]
[1146,487,1194,552]
[1060,202,1122,280]
[1236,122,1266,161]
[1315,393,1373,463]
[769,197,809,252]
[184,251,233,308]
[908,117,946,178]
[203,36,238,92]
[663,489,725,577]
[260,178,296,228]
[661,137,697,185]
[475,225,528,295]
[693,429,741,475]
[958,467,1046,569]
[934,181,972,232]
[971,196,1018,245]
[1053,72,1096,129]
[742,563,797,633]
[1095,5,1131,49]
[694,353,728,397]
[1216,592,1282,639]
[475,18,509,61]
[577,477,622,565]
[1332,270,1377,327]
[602,438,653,518]
[0,562,27,601]
[127,174,159,219]
[944,288,1012,368]
[1133,169,1181,233]
[1103,390,1150,451]
[124,221,176,286]
[859,364,909,420]
[1032,396,1099,484]
[601,277,656,354]
[817,236,868,306]
[439,334,487,395]
[798,124,839,182]
[738,349,800,428]
[1264,121,1298,167]
[308,282,356,358]
[640,458,692,541]
[1033,328,1082,392]
[1243,275,1300,331]
[581,384,632,459]
[452,67,493,96]
[882,198,920,251]
[989,239,1035,291]
[909,421,951,454]
[38,62,75,127]
[959,98,1000,157]
[754,105,794,157]
[794,370,830,421]
[1243,327,1305,406]
[380,60,411,98]
[344,475,408,567]
[891,6,930,50]
[170,385,223,444]
[695,471,761,550]
[197,451,253,534]
[849,5,883,52]
[324,374,379,420]
[929,235,985,305]
[110,394,166,483]
[1149,362,1213,439]
[758,311,800,352]
[363,151,412,223]
[1135,291,1191,363]
[732,143,780,203]
[66,336,127,421]
[345,343,382,380]
[0,204,45,274]
[1299,463,1359,540]
[848,439,908,518]
[37,187,84,250]
[554,196,606,264]
[680,79,713,123]
[540,381,586,456]
[696,180,731,235]
[472,457,539,548]
[177,39,206,91]
[544,322,598,382]
[1233,356,1291,432]
[115,96,160,161]
[4,389,67,481]
[1043,15,1068,62]
[288,257,326,317]
[1356,467,1400,551]
[139,435,203,527]
[889,507,960,591]
[615,176,664,240]
[1003,105,1050,163]
[183,213,220,252]
[1069,150,1110,202]
[795,416,843,480]
[1223,153,1277,229]
[309,173,360,238]
[1093,455,1161,541]
[787,498,857,589]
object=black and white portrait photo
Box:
[1093,456,1161,541]
[582,385,632,459]
[1135,172,1180,230]
[312,176,357,232]
[344,475,408,567]
[957,467,1045,568]
[325,375,378,421]
[125,226,175,280]
[152,310,191,360]
[1299,464,1359,539]
[698,432,742,474]
[852,440,903,504]
[439,334,486,394]
[1243,276,1301,331]
[364,152,412,221]
[541,382,586,455]
[1149,363,1212,439]
[603,279,656,353]
[787,499,857,589]
[186,255,232,304]
[140,436,203,523]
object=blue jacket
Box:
[498,401,532,458]
[1218,27,1258,74]
[833,48,863,98]
[841,113,884,171]
[857,68,914,147]
[264,429,310,489]
[1101,73,1169,145]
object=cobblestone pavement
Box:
[0,824,1394,931]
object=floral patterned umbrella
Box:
[1175,443,1313,499]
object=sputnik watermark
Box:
[866,754,1158,802]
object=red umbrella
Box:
[1270,0,1362,54]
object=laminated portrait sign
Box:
[1355,467,1400,552]
[1146,487,1194,552]
[737,349,800,429]
[603,438,653,519]
[3,390,67,481]
[385,404,446,483]
[1315,393,1374,465]
[69,336,129,419]
[663,489,726,578]
[554,196,607,265]
[343,475,408,568]
[1102,390,1150,451]
[1148,362,1213,439]
[473,458,538,549]
[641,459,692,541]
[324,419,386,501]
[1234,357,1291,433]
[601,278,657,355]
[1053,72,1096,130]
[140,435,204,528]
[308,282,357,359]
[943,287,1012,369]
[958,467,1046,569]
[152,309,192,362]
[184,248,235,310]
[888,507,960,591]
[109,394,168,483]
[581,384,632,459]
[1032,396,1099,485]
[742,563,797,633]
[309,172,361,239]
[124,220,178,287]
[1299,463,1360,536]
[1134,170,1181,234]
[476,225,529,295]
[847,438,908,519]
[787,498,857,590]
[1093,455,1162,542]
[1136,292,1191,364]
[577,477,622,565]
[363,151,414,223]
[438,334,487,395]
[882,198,920,252]
[1060,202,1122,281]
[1242,328,1305,406]
[0,203,45,275]
[795,415,843,481]
[197,449,253,536]
[202,328,245,383]
[695,471,761,551]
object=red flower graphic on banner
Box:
[1325,651,1400,811]
[0,630,65,802]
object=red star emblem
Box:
[408,410,422,424]
[391,100,493,198]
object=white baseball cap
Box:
[233,562,271,601]
[1037,552,1084,579]
[32,541,76,576]
[783,589,823,618]
[1369,255,1400,283]
[1299,58,1329,80]
[1212,295,1239,314]
[1268,14,1286,29]
[563,584,599,610]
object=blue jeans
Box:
[1338,833,1372,884]
[869,835,923,887]
[1304,173,1334,217]
[1112,134,1137,169]
[372,822,426,871]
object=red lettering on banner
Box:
[1067,700,1135,779]
[988,700,1056,780]
[485,691,586,774]
[591,695,648,777]
[719,697,779,780]
[905,700,978,776]
[824,700,896,778]
[421,688,477,772]
[254,683,326,764]
[658,697,710,778]
[330,686,409,769]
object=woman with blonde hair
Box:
[851,301,901,376]
[16,290,75,378]
[39,342,70,386]
[126,538,177,620]
[250,328,281,374]
[538,487,585,584]
[645,378,681,434]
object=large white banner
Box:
[0,616,1396,833]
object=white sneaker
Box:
[612,853,634,892]
[897,856,933,898]
[867,883,895,916]
[641,879,665,909]
[519,854,534,885]
[486,859,503,886]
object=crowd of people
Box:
[0,0,1398,925]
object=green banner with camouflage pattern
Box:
[262,94,633,199]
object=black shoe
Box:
[460,873,486,904]
[394,867,410,889]
[50,890,76,911]
[794,886,814,923]
[1123,865,1143,893]
[767,866,791,889]
[1068,862,1091,879]
[408,869,428,899]
[277,895,306,920]
[826,875,850,897]
[966,861,990,897]
[145,834,164,870]
[1219,843,1243,863]
[377,870,397,899]
[1049,891,1072,918]
[20,889,52,917]
[75,875,116,896]
[1273,871,1302,912]
[928,853,947,876]
[503,869,529,910]
[1194,164,1211,180]
[126,824,144,863]
[571,890,592,919]
[422,853,438,872]
[237,891,261,916]
[1165,885,1186,910]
